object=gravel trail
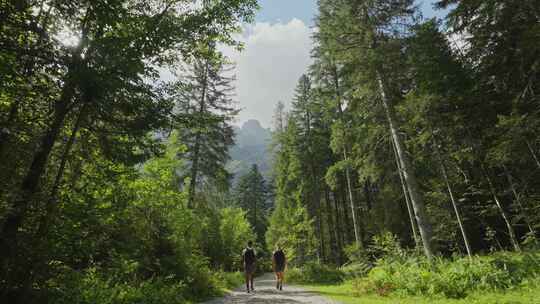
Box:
[200,273,341,304]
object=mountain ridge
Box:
[228,119,272,180]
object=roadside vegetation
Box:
[287,233,540,303]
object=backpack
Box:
[244,248,256,265]
[273,249,285,265]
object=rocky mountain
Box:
[228,119,273,180]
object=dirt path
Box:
[200,273,341,304]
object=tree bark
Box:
[363,179,373,210]
[376,70,434,259]
[0,79,76,293]
[187,138,201,208]
[332,64,362,248]
[344,159,362,247]
[339,184,353,245]
[526,140,540,170]
[325,188,339,265]
[304,99,324,262]
[187,59,209,209]
[433,141,472,257]
[481,165,521,252]
[332,190,345,264]
[391,136,420,247]
[36,102,88,240]
[0,81,75,238]
[503,165,535,237]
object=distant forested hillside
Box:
[228,120,272,180]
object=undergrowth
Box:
[48,264,244,304]
[290,233,540,300]
[354,251,540,298]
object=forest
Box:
[1,0,540,304]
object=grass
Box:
[303,281,540,304]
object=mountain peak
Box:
[228,119,272,180]
[242,119,263,130]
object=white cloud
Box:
[222,19,314,129]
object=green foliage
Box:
[345,232,404,264]
[341,232,404,280]
[305,277,540,304]
[354,252,540,299]
[266,200,318,266]
[49,267,245,304]
[219,207,256,271]
[0,1,259,301]
[213,271,244,291]
[286,261,344,284]
[170,54,239,207]
[341,262,373,280]
[48,267,188,304]
[4,0,540,302]
[369,232,407,261]
[233,164,270,243]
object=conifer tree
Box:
[234,164,269,243]
[171,53,238,208]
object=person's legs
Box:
[250,272,254,291]
[245,270,250,292]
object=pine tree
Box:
[233,164,269,243]
[171,53,239,208]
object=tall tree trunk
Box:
[339,180,353,244]
[315,188,325,263]
[0,81,75,239]
[390,136,420,247]
[433,141,472,257]
[376,70,434,259]
[187,59,209,208]
[325,188,339,265]
[36,103,88,240]
[332,64,362,248]
[526,140,540,170]
[344,159,362,247]
[481,165,521,252]
[364,179,373,210]
[318,209,325,263]
[332,190,344,264]
[24,103,89,299]
[254,194,257,242]
[0,80,76,294]
[187,139,201,208]
[502,165,535,237]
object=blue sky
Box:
[255,0,448,24]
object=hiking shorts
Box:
[244,263,256,275]
[275,264,285,273]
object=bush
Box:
[353,251,540,299]
[213,271,244,290]
[48,267,187,304]
[48,262,246,303]
[341,261,372,280]
[341,232,402,280]
[286,261,344,284]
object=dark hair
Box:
[248,241,253,247]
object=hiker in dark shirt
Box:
[242,241,257,293]
[272,244,287,290]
